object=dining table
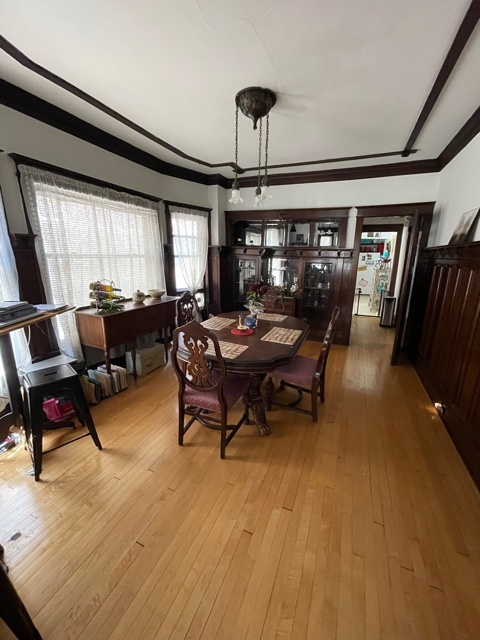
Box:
[178,311,309,436]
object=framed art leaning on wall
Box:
[448,208,480,245]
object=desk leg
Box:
[0,334,23,429]
[104,350,112,375]
[244,373,270,437]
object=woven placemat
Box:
[256,313,287,322]
[261,327,302,345]
[206,340,249,359]
[201,316,236,330]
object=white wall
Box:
[225,174,439,211]
[431,131,480,246]
[0,106,211,234]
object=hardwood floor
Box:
[1,316,480,639]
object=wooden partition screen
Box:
[414,242,480,487]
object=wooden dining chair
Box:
[266,307,340,422]
[175,292,201,327]
[171,321,252,458]
[261,287,285,314]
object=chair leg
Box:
[71,380,102,450]
[266,378,274,411]
[311,380,319,423]
[178,403,185,446]
[319,373,325,403]
[220,427,226,459]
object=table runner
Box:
[261,327,303,346]
[256,313,287,322]
[206,340,249,359]
[201,316,236,330]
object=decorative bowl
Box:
[148,289,165,299]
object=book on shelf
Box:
[87,364,128,398]
[80,375,101,405]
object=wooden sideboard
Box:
[74,296,177,376]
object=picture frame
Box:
[296,233,304,243]
[319,233,333,247]
[448,208,480,245]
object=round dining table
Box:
[177,311,309,436]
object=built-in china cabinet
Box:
[218,208,354,343]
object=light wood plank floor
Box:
[1,317,480,639]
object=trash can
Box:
[379,296,396,327]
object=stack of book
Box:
[0,301,40,326]
[86,364,128,399]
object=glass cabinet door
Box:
[301,261,335,326]
[234,257,259,309]
[267,257,301,295]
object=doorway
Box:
[352,222,405,319]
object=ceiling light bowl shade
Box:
[230,86,276,207]
[235,87,276,130]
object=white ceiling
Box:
[1,0,479,180]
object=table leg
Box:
[0,334,23,430]
[243,373,270,437]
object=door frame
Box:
[345,203,434,358]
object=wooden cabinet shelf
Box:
[220,209,355,344]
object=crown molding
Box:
[236,160,440,188]
[402,0,480,156]
[439,104,480,168]
[0,79,230,188]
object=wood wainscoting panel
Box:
[416,242,480,487]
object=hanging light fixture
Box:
[229,86,276,207]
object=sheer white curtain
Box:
[170,205,209,293]
[20,166,166,360]
[0,194,30,412]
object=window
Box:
[167,203,209,307]
[19,166,165,358]
[0,193,30,410]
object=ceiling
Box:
[1,0,479,183]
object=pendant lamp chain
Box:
[263,114,269,185]
[256,117,263,195]
[233,105,239,189]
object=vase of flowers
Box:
[244,282,267,322]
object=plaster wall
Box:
[432,131,480,246]
[0,106,210,234]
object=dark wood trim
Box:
[241,149,418,172]
[356,202,436,218]
[0,80,227,188]
[412,240,480,488]
[163,202,212,296]
[237,160,440,188]
[0,37,237,173]
[163,200,212,214]
[10,153,163,203]
[439,104,480,168]
[225,207,350,222]
[402,0,480,156]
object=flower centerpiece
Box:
[245,281,268,316]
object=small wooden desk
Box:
[74,296,178,377]
[0,307,75,438]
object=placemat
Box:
[256,313,288,322]
[201,316,236,330]
[261,327,302,345]
[206,340,249,359]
